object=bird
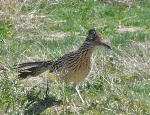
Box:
[17,29,112,104]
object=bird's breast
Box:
[63,50,93,85]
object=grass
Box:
[0,0,150,114]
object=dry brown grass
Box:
[0,0,68,40]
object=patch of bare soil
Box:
[49,104,83,114]
[14,30,69,40]
[42,31,69,40]
[116,26,145,33]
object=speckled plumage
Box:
[17,29,112,103]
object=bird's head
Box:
[85,29,112,50]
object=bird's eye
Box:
[89,30,96,35]
[88,36,96,41]
[89,37,94,40]
[86,29,97,42]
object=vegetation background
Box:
[0,0,150,114]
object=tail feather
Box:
[17,61,54,79]
[18,61,53,68]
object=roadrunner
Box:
[17,29,112,103]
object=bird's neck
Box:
[78,42,96,57]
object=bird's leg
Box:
[46,80,49,98]
[74,84,85,104]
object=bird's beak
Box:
[96,31,112,50]
[100,42,112,50]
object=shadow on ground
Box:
[23,84,63,115]
[24,94,62,115]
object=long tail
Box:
[17,61,54,79]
